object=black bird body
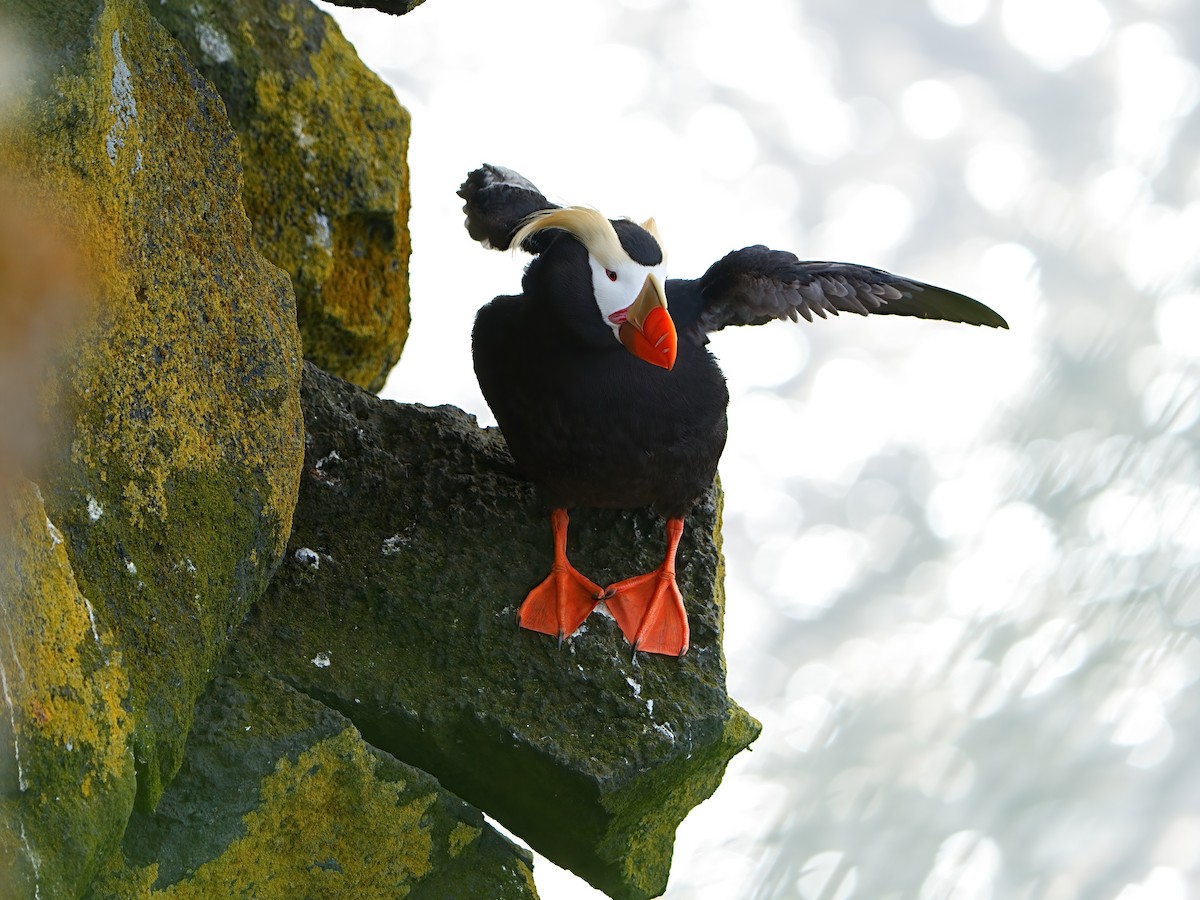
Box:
[474,258,729,518]
[461,164,1007,657]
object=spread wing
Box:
[458,165,558,253]
[670,245,1008,337]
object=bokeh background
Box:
[317,0,1200,896]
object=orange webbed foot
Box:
[517,509,602,644]
[517,562,602,644]
[603,517,690,657]
[604,569,689,657]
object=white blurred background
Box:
[317,1,1200,897]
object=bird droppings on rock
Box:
[193,20,233,64]
[46,516,64,547]
[104,30,138,168]
[308,211,334,253]
[82,596,105,655]
[315,449,343,470]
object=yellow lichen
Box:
[515,857,539,897]
[20,0,306,547]
[447,821,481,858]
[1,0,310,887]
[229,1,410,392]
[1,480,133,784]
[0,0,305,816]
[149,0,411,394]
[0,479,136,895]
[92,849,160,897]
[238,20,257,49]
[254,68,285,113]
[107,728,439,897]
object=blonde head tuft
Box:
[510,207,629,268]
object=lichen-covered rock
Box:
[0,1,304,890]
[234,364,761,900]
[0,482,136,898]
[90,642,538,899]
[150,0,412,393]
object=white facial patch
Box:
[588,256,668,340]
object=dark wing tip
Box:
[905,284,1010,329]
[457,164,540,202]
[459,165,555,252]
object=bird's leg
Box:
[603,517,689,657]
[517,508,603,645]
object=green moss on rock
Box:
[2,0,304,826]
[234,364,760,900]
[90,644,537,899]
[151,0,412,393]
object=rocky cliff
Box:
[0,1,758,897]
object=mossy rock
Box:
[234,364,760,900]
[0,483,137,898]
[150,0,412,393]
[0,0,304,892]
[90,642,538,899]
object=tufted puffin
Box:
[462,164,1007,658]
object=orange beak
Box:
[618,274,676,370]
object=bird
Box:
[461,164,1008,658]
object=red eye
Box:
[605,269,618,282]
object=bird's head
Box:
[511,207,677,370]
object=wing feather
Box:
[688,245,1008,334]
[458,165,558,252]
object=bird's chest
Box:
[544,349,718,443]
[499,345,729,509]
